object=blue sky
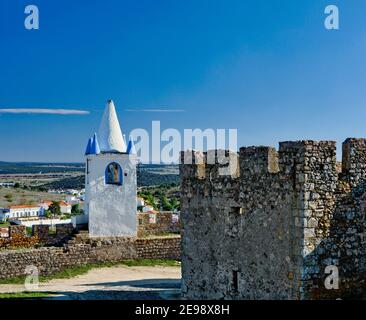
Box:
[0,0,365,162]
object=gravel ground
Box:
[0,265,181,300]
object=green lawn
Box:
[0,291,54,299]
[121,259,181,267]
[0,221,10,228]
[0,259,181,285]
[143,232,181,238]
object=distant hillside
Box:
[0,162,84,174]
[137,164,179,187]
[41,175,85,190]
[38,164,179,189]
[137,171,179,187]
[0,162,180,189]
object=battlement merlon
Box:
[179,150,206,179]
[342,138,366,187]
[278,140,336,173]
[239,146,278,175]
[180,149,240,179]
[180,140,338,182]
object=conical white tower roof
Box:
[98,100,127,153]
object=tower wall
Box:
[180,146,302,299]
[85,153,137,237]
[180,139,366,300]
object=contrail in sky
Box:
[125,108,185,113]
[0,108,90,115]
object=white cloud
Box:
[0,108,90,115]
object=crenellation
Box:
[239,146,279,175]
[181,138,366,300]
[342,138,366,187]
[180,150,206,179]
[204,150,240,180]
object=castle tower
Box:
[84,100,137,237]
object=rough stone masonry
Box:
[180,138,366,300]
[0,235,180,280]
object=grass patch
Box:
[143,232,180,238]
[0,187,67,209]
[0,259,180,285]
[26,227,33,236]
[0,275,28,285]
[121,259,180,267]
[0,262,118,285]
[0,222,10,227]
[0,291,53,299]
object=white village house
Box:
[0,200,73,222]
[0,205,43,221]
[65,195,79,205]
[40,201,72,214]
[137,197,145,207]
[142,205,154,213]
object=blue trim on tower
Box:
[85,138,93,155]
[90,133,101,155]
[127,137,136,154]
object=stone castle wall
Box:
[1,215,181,249]
[0,224,75,249]
[136,237,181,260]
[0,235,181,280]
[180,138,366,300]
[137,211,180,237]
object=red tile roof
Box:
[41,201,71,207]
[9,205,40,209]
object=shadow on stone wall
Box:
[304,180,366,300]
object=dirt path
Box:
[0,265,181,300]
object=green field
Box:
[0,187,66,208]
[0,162,179,191]
[0,221,10,227]
[0,292,54,299]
